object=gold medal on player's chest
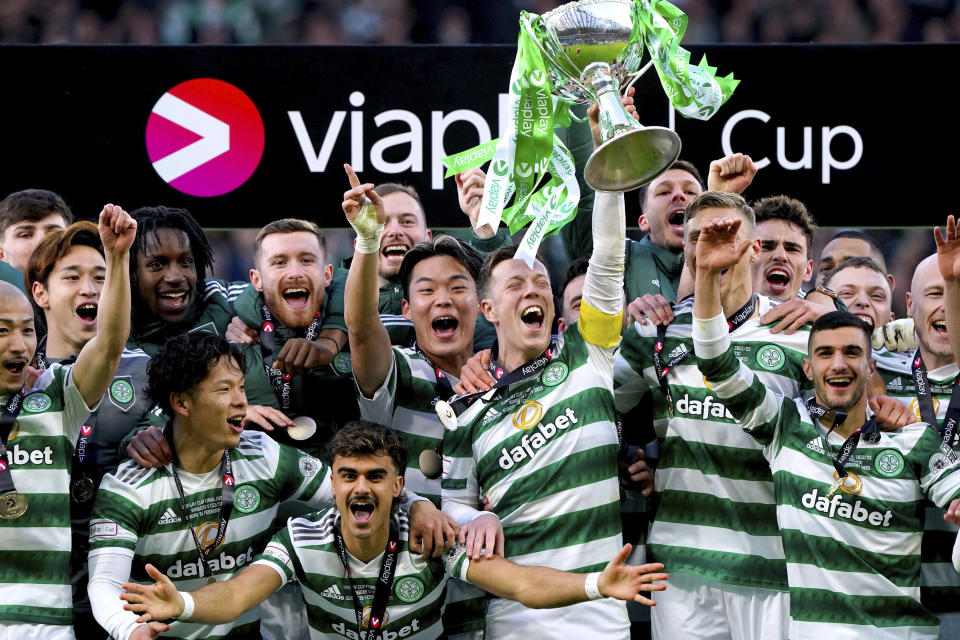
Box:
[71,476,96,503]
[0,491,28,519]
[826,474,845,498]
[435,400,458,431]
[206,576,217,584]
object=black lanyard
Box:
[412,342,457,399]
[34,345,97,502]
[0,390,27,494]
[333,516,400,640]
[910,350,960,453]
[259,305,321,410]
[806,398,879,478]
[164,425,236,581]
[655,295,757,417]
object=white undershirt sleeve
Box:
[88,550,143,640]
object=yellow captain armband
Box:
[578,301,623,348]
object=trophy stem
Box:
[581,61,682,192]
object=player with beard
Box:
[342,164,494,638]
[691,214,960,640]
[125,206,247,357]
[0,203,135,639]
[119,421,667,640]
[26,221,157,638]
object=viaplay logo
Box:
[146,78,265,197]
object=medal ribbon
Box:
[654,295,757,416]
[0,390,27,495]
[806,398,879,479]
[164,424,236,580]
[911,349,960,451]
[259,305,321,411]
[333,516,400,640]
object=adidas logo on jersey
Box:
[806,437,825,455]
[674,394,734,420]
[482,407,502,426]
[887,377,903,390]
[333,619,420,640]
[667,344,689,361]
[499,408,579,470]
[321,584,346,600]
[158,508,181,525]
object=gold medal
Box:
[0,491,28,519]
[665,390,675,419]
[71,476,96,504]
[419,449,443,480]
[435,400,458,431]
[206,576,217,584]
[826,475,845,498]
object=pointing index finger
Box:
[344,163,361,188]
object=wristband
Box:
[349,203,385,254]
[178,591,195,620]
[584,572,604,600]
[316,335,339,351]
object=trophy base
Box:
[583,126,682,193]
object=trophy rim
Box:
[541,0,636,22]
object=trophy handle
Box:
[624,59,654,93]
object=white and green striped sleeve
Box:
[693,311,784,446]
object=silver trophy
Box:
[532,0,681,192]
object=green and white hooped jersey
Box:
[697,322,960,639]
[0,364,93,625]
[876,352,960,613]
[89,431,331,639]
[614,296,808,591]
[358,347,458,507]
[442,323,629,638]
[253,508,469,640]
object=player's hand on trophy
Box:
[598,544,667,605]
[342,163,385,254]
[935,215,960,282]
[587,86,638,148]
[456,168,494,239]
[707,153,757,195]
[121,563,184,623]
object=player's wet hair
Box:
[146,333,246,416]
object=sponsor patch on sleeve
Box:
[90,521,118,538]
[262,542,291,566]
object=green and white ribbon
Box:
[444,0,739,251]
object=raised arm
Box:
[579,190,626,354]
[466,543,667,608]
[72,204,135,407]
[342,163,393,397]
[121,563,281,626]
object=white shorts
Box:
[0,623,75,640]
[651,571,788,640]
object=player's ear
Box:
[802,358,812,381]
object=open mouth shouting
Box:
[933,319,947,336]
[348,496,377,526]
[520,305,545,331]
[431,315,459,339]
[3,358,27,378]
[826,375,853,391]
[667,207,685,234]
[227,415,245,434]
[76,302,98,327]
[281,287,310,310]
[158,289,190,313]
[382,243,409,264]
[764,266,791,296]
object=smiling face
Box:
[32,245,105,355]
[0,290,36,395]
[0,212,68,273]
[825,265,892,330]
[251,231,332,329]
[378,192,431,283]
[804,326,875,412]
[684,207,759,302]
[639,169,702,251]
[481,258,554,367]
[134,228,198,325]
[751,219,812,300]
[332,451,403,543]
[175,356,247,452]
[402,255,477,367]
[907,255,953,369]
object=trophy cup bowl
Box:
[536,0,681,192]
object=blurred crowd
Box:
[2,0,959,45]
